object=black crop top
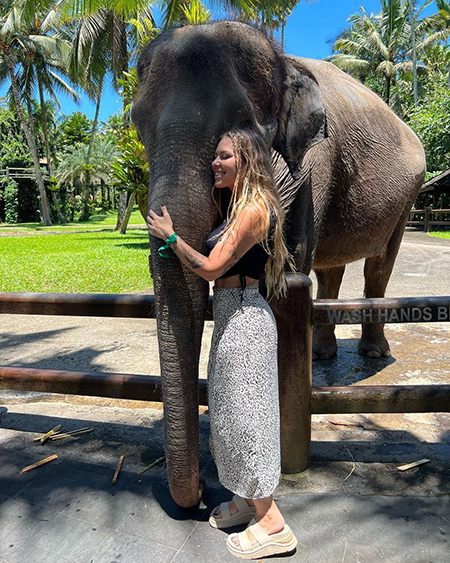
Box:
[205,214,274,281]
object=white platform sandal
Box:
[209,495,256,529]
[227,517,297,559]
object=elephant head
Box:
[132,21,326,508]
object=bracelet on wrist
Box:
[157,232,178,258]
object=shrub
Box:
[0,177,19,223]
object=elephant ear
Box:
[274,59,327,180]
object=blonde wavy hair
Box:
[214,127,293,298]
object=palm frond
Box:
[29,35,72,65]
[333,37,368,56]
[180,0,212,25]
[48,69,81,102]
[417,28,450,51]
[377,59,396,77]
[328,54,371,73]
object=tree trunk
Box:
[409,0,418,106]
[26,88,52,225]
[386,75,391,106]
[80,88,102,221]
[281,21,285,54]
[115,191,128,230]
[3,49,52,225]
[38,74,66,223]
[119,191,136,234]
[120,16,131,128]
[101,179,106,209]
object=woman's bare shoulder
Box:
[234,204,266,240]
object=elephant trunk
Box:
[149,148,217,507]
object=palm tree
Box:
[329,1,414,105]
[431,0,450,85]
[422,43,450,76]
[110,121,149,233]
[65,2,156,219]
[329,0,450,106]
[68,10,108,219]
[11,7,79,223]
[0,0,59,224]
[54,136,118,206]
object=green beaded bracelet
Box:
[157,232,178,258]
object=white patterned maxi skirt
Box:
[207,285,281,499]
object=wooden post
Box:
[271,272,313,473]
[425,207,432,232]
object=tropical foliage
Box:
[0,0,304,229]
[328,0,450,106]
[407,76,450,172]
[0,0,449,227]
[0,177,19,222]
[328,0,450,190]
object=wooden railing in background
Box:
[407,207,450,232]
[0,167,50,180]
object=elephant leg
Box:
[359,213,408,358]
[313,265,346,360]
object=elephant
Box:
[132,21,426,508]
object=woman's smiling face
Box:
[211,136,237,190]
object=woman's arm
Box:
[147,205,264,282]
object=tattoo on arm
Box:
[221,250,240,275]
[161,228,177,250]
[179,241,205,270]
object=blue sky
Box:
[0,0,438,123]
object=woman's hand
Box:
[147,205,174,241]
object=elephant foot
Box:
[312,337,338,360]
[358,336,391,358]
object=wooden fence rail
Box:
[407,207,450,231]
[1,276,450,475]
[0,167,50,180]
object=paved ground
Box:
[0,229,450,562]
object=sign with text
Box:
[313,298,450,325]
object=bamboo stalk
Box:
[111,455,125,485]
[20,454,58,475]
[397,458,430,471]
[328,420,364,428]
[49,427,94,440]
[138,456,165,475]
[32,424,61,444]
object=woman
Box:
[147,127,297,560]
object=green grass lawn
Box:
[0,229,152,293]
[0,207,146,231]
[429,231,450,239]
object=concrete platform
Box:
[1,229,450,562]
[0,401,449,563]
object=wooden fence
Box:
[1,276,450,475]
[407,207,450,231]
[0,167,50,180]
